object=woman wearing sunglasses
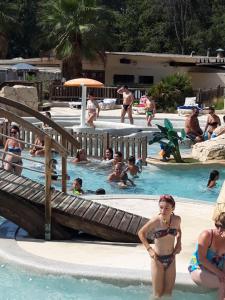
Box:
[189,212,225,300]
[2,125,24,175]
[138,195,182,298]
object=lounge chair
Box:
[177,97,202,116]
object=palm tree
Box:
[0,1,18,58]
[40,0,113,79]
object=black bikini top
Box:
[153,228,177,239]
[153,215,177,239]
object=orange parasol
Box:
[64,78,104,127]
[64,78,104,88]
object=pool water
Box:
[0,264,216,300]
[23,151,222,202]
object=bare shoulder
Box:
[199,229,211,241]
[172,214,181,224]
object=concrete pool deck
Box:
[0,195,215,290]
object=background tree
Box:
[39,0,113,79]
[0,0,19,58]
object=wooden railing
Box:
[195,85,225,107]
[49,84,146,102]
[0,122,148,162]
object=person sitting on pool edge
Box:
[188,212,225,300]
[70,177,84,195]
[207,170,219,188]
[184,107,203,143]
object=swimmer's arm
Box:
[173,216,182,255]
[127,178,135,186]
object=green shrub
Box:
[214,97,224,110]
[149,73,193,111]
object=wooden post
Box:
[61,136,67,193]
[44,135,52,241]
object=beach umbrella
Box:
[10,63,38,71]
[64,78,104,127]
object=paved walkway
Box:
[4,195,213,287]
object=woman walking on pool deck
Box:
[86,91,100,128]
[138,195,182,299]
[117,85,134,124]
[188,212,225,300]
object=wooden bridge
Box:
[0,169,150,242]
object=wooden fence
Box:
[0,121,148,162]
[49,84,146,102]
[195,85,225,107]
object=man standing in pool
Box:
[117,85,134,124]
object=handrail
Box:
[0,96,80,149]
[0,108,68,156]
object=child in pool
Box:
[118,171,135,188]
[70,178,84,195]
[207,170,219,188]
[49,159,70,181]
[125,156,142,177]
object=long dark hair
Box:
[207,170,219,187]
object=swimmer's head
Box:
[128,156,135,165]
[74,177,82,188]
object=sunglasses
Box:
[10,131,17,134]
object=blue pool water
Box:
[23,151,222,202]
[0,264,216,299]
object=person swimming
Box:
[207,170,219,188]
[70,177,84,195]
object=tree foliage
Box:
[149,73,193,111]
[2,0,225,75]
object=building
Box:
[1,52,225,90]
[105,52,225,89]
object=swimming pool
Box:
[23,151,221,202]
[0,263,216,299]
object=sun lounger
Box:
[177,97,202,116]
[99,98,117,110]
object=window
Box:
[113,74,134,85]
[139,76,154,84]
[83,70,105,83]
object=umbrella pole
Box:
[80,84,87,127]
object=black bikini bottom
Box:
[156,254,174,269]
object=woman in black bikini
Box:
[138,195,182,299]
[204,107,221,139]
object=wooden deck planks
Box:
[82,202,101,220]
[91,205,108,223]
[126,215,142,235]
[74,200,92,217]
[117,212,133,232]
[109,210,125,229]
[65,198,85,214]
[100,207,117,226]
[0,170,150,242]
